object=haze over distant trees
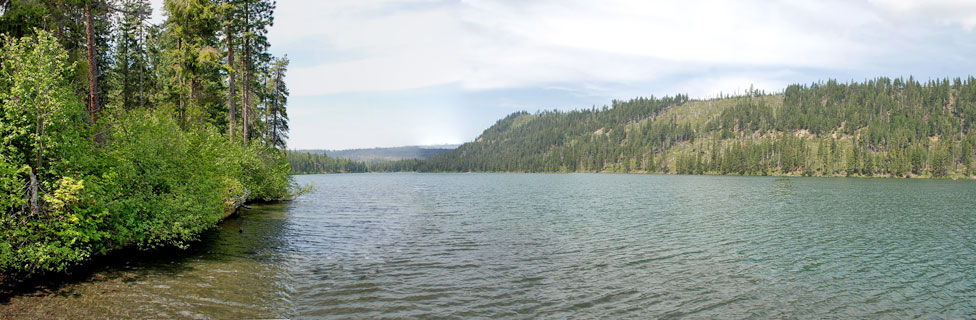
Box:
[298,145,457,162]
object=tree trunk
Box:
[242,39,250,145]
[271,67,283,148]
[262,88,268,144]
[85,2,98,123]
[177,37,185,123]
[29,169,39,217]
[272,106,278,147]
[242,4,251,145]
[121,42,130,110]
[138,23,145,108]
[189,80,196,122]
[226,26,236,141]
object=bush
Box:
[91,110,227,249]
[217,140,293,202]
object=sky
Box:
[150,0,976,150]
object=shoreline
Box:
[0,191,257,300]
[290,170,976,180]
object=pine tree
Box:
[265,55,289,149]
[109,0,152,111]
[162,0,224,127]
[235,0,274,143]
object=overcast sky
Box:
[151,0,976,150]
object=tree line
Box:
[291,78,976,178]
[0,0,292,283]
[287,151,423,174]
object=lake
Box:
[3,173,976,318]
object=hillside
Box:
[421,77,976,178]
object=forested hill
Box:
[422,77,976,178]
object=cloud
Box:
[271,1,466,95]
[275,0,898,96]
[270,0,455,54]
[868,0,976,29]
[288,51,463,95]
[463,0,866,67]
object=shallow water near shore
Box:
[3,173,976,318]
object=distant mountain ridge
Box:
[297,145,459,162]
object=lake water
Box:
[3,173,976,318]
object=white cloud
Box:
[274,0,901,96]
[868,0,976,29]
[270,0,454,54]
[288,48,464,95]
[463,0,864,67]
[272,1,466,95]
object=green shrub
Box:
[91,110,226,249]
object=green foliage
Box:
[0,30,85,169]
[287,151,370,173]
[0,31,96,273]
[0,0,114,107]
[92,110,226,248]
[221,142,292,201]
[161,0,226,128]
[0,157,27,211]
[264,55,289,149]
[0,27,293,279]
[0,0,297,280]
[108,0,153,111]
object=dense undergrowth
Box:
[0,32,292,283]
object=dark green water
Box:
[3,173,976,318]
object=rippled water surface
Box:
[3,173,976,318]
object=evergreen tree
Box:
[108,0,152,111]
[265,55,288,149]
